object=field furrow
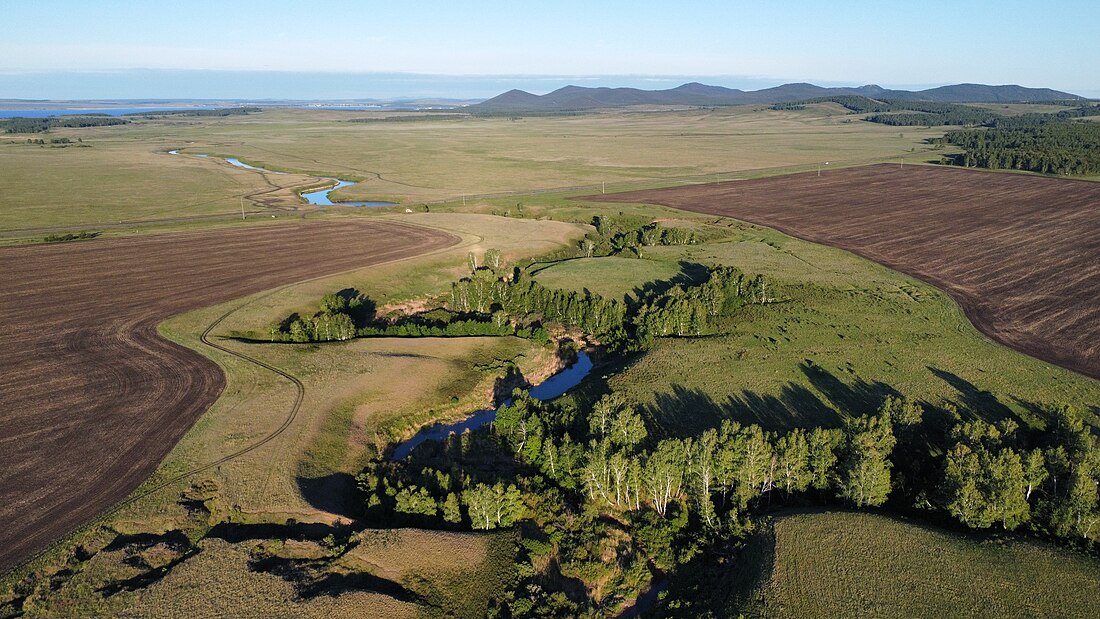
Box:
[0,220,458,571]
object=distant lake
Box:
[0,108,202,118]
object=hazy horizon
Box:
[3,1,1097,100]
[0,70,1094,103]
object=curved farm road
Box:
[0,220,458,572]
[587,164,1100,381]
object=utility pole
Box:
[602,181,605,194]
[462,194,466,206]
[240,195,245,220]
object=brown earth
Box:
[0,220,458,572]
[586,164,1100,380]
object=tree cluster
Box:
[942,406,1100,539]
[579,217,698,259]
[269,291,369,342]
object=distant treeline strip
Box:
[772,95,1100,128]
[0,115,130,133]
[122,107,262,117]
[347,113,468,123]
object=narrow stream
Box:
[391,351,593,460]
[168,150,396,207]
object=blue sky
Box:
[2,1,1097,99]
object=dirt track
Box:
[587,164,1100,380]
[0,220,457,571]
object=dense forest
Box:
[940,122,1100,175]
[0,115,129,133]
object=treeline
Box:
[362,394,907,535]
[772,95,999,126]
[940,121,1100,175]
[268,279,549,344]
[19,137,83,145]
[988,103,1100,129]
[361,382,1100,614]
[450,262,767,351]
[1,115,129,134]
[42,231,99,244]
[269,246,767,354]
[943,408,1099,538]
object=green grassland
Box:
[0,104,945,234]
[737,511,1100,618]
[524,218,1100,436]
[532,255,684,299]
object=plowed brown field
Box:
[0,220,457,571]
[587,164,1100,380]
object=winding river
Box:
[392,351,594,460]
[168,150,395,207]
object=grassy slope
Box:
[528,220,1100,435]
[0,104,945,233]
[743,511,1100,618]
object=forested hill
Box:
[468,82,1084,114]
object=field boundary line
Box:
[4,222,461,576]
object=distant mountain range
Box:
[469,82,1085,113]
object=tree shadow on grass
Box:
[800,360,901,416]
[296,473,361,520]
[629,261,710,305]
[299,570,425,602]
[642,382,842,438]
[927,366,1014,423]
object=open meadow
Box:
[0,104,944,235]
